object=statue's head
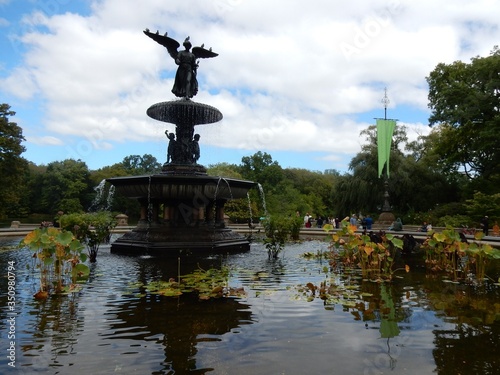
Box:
[183,38,192,49]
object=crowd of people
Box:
[299,211,497,237]
[301,212,375,230]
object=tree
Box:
[90,164,129,186]
[0,104,29,218]
[207,162,243,179]
[239,151,283,187]
[36,159,93,214]
[426,46,500,181]
[332,124,460,219]
[122,154,162,175]
[282,168,337,217]
[239,152,285,217]
[24,163,48,215]
[465,191,500,224]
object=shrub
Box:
[60,212,117,262]
[262,215,294,259]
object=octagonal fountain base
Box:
[107,174,256,256]
[110,225,252,256]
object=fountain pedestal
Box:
[108,100,256,255]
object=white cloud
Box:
[1,0,499,170]
[28,135,64,146]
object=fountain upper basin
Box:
[147,100,223,125]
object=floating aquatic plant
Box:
[130,266,246,300]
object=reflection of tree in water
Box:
[358,271,500,375]
[433,322,500,375]
[422,277,500,374]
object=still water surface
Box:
[0,237,499,375]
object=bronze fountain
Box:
[107,29,256,255]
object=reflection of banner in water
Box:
[379,284,400,338]
[377,119,396,178]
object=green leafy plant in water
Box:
[301,249,329,260]
[422,226,500,282]
[135,265,246,300]
[326,221,406,280]
[422,226,464,278]
[59,212,117,262]
[19,227,88,299]
[262,215,293,259]
[288,215,304,241]
[464,233,500,281]
[295,274,364,306]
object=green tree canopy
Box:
[332,124,460,219]
[239,151,283,187]
[426,46,500,180]
[0,104,29,218]
[207,162,243,179]
[122,154,162,175]
[36,159,93,214]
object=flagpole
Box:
[382,87,389,121]
[377,88,395,225]
[381,88,391,212]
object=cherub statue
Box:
[165,131,176,163]
[190,134,201,163]
[144,29,218,99]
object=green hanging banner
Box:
[376,119,396,177]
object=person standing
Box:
[316,216,324,228]
[349,214,358,227]
[481,215,489,235]
[303,213,311,226]
[364,215,373,230]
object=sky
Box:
[0,0,499,173]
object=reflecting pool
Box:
[0,237,499,374]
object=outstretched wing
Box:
[144,29,180,59]
[192,46,218,59]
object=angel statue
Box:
[144,29,218,99]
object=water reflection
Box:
[433,321,500,374]
[92,253,253,374]
[104,294,252,373]
[0,238,499,374]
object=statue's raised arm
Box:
[144,29,218,99]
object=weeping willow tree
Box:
[331,124,459,219]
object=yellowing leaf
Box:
[363,246,374,256]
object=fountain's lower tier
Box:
[107,174,256,256]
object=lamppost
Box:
[377,88,396,224]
